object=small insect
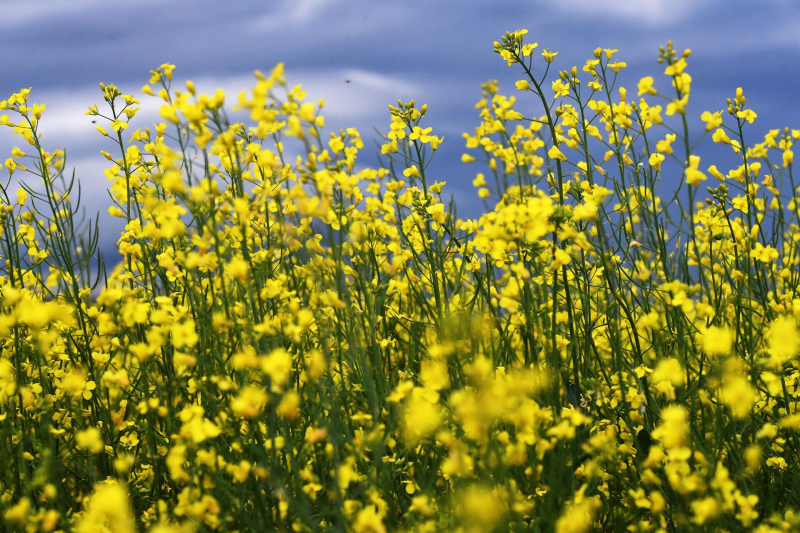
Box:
[345,80,351,84]
[91,120,96,123]
[636,428,653,461]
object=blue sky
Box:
[1,0,799,257]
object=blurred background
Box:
[1,0,798,260]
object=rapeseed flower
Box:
[0,30,798,533]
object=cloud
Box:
[0,0,161,27]
[253,0,330,29]
[0,0,96,27]
[540,0,706,25]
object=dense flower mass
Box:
[1,30,800,532]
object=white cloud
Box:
[253,0,330,29]
[0,0,95,26]
[552,0,704,25]
[0,0,161,27]
[249,0,406,40]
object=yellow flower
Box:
[456,485,507,533]
[637,76,657,96]
[701,110,723,131]
[381,140,398,154]
[352,505,386,533]
[171,319,199,349]
[179,407,221,444]
[159,104,180,124]
[261,348,293,385]
[277,391,301,419]
[521,42,538,56]
[712,127,731,144]
[409,125,433,142]
[685,155,706,186]
[3,497,30,526]
[701,326,733,356]
[666,95,688,116]
[756,423,778,440]
[767,316,800,365]
[0,359,16,405]
[548,145,567,161]
[737,109,758,124]
[75,483,135,533]
[652,405,688,449]
[708,164,725,181]
[403,165,420,178]
[664,56,688,76]
[542,49,558,63]
[552,79,569,98]
[767,456,788,470]
[652,358,684,387]
[231,385,268,418]
[691,497,719,526]
[608,61,626,73]
[402,387,441,445]
[75,427,104,454]
[648,152,665,171]
[160,63,176,80]
[720,375,756,419]
[555,496,598,533]
[109,119,128,132]
[656,133,676,155]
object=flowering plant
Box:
[1,30,799,532]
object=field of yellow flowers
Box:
[1,30,799,532]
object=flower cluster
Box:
[1,32,799,533]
